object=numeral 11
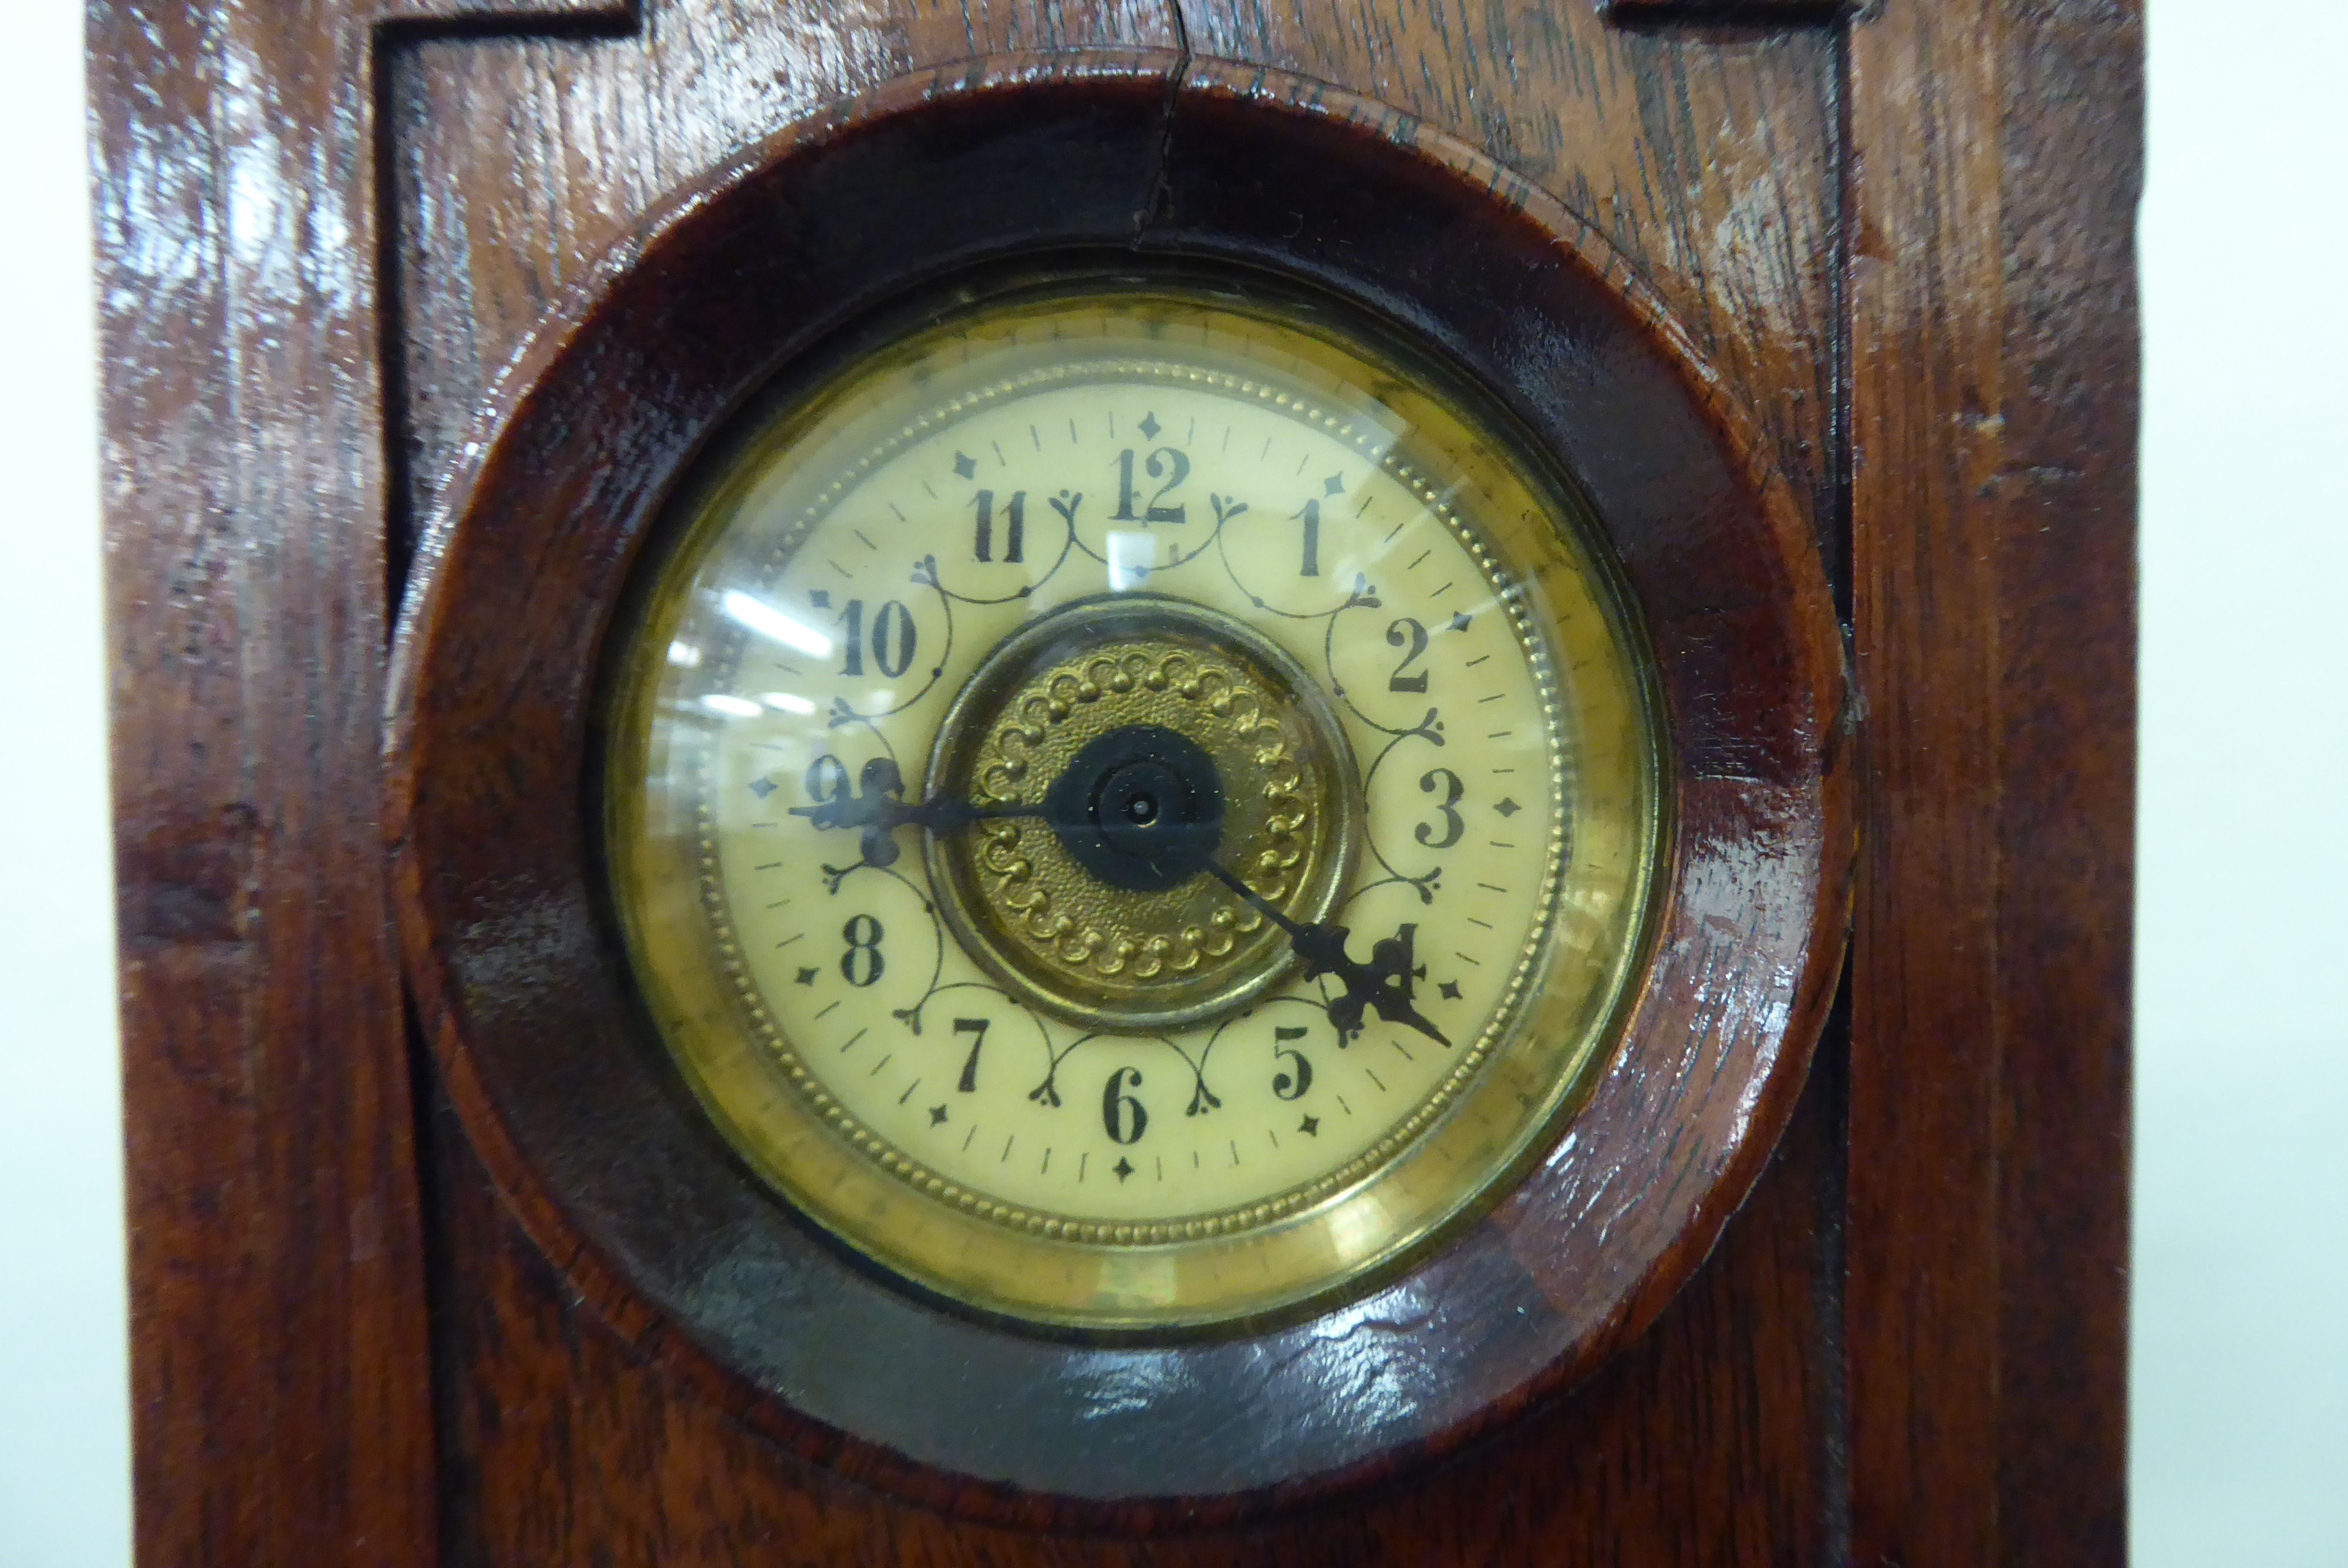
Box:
[972,489,1024,563]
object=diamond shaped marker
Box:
[748,776,777,799]
[1495,797,1521,818]
[952,451,976,479]
[1138,413,1160,440]
[1323,473,1344,496]
[1450,610,1471,632]
[1438,979,1462,1001]
[929,1104,949,1126]
[1113,1156,1135,1181]
[794,967,818,986]
[808,589,829,609]
[1298,1114,1321,1136]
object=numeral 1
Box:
[1291,499,1321,577]
[835,598,863,676]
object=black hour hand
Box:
[1297,919,1446,1049]
[1203,860,1449,1048]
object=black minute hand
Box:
[1201,859,1449,1049]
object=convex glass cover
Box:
[606,278,1662,1329]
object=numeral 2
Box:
[1386,616,1431,692]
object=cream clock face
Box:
[607,280,1661,1329]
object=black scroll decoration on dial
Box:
[788,718,1448,1055]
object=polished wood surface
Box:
[94,0,2138,1562]
[1847,4,2139,1563]
[386,72,1849,1526]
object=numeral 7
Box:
[953,1017,990,1093]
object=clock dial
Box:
[607,281,1661,1328]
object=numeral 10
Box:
[833,597,917,678]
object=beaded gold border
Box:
[680,360,1564,1245]
[615,278,1662,1324]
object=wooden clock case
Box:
[95,1,2139,1562]
[387,70,1850,1521]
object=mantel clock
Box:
[96,2,2139,1562]
[383,80,1853,1503]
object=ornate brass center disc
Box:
[924,595,1359,1032]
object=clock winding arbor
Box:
[94,1,2139,1564]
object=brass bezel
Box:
[604,272,1666,1333]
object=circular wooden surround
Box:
[387,62,1851,1528]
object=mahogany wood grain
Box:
[92,8,636,1564]
[1847,5,2006,1559]
[1175,2,1844,572]
[96,0,2138,1561]
[1990,9,2137,1556]
[422,1050,1848,1564]
[386,2,1842,585]
[386,67,1847,1528]
[1846,2,2138,1562]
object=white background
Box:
[3,3,2342,1562]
